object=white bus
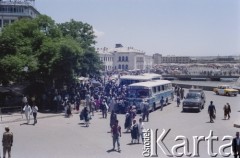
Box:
[127,80,174,112]
[119,73,162,86]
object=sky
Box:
[35,0,240,56]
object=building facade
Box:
[97,47,114,71]
[153,53,162,65]
[0,0,40,30]
[97,44,153,71]
[161,56,191,63]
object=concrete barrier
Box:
[172,83,240,93]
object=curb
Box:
[0,113,65,124]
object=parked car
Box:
[213,85,238,96]
[182,89,206,112]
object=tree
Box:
[0,15,102,87]
[58,20,102,77]
[58,19,96,49]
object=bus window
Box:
[153,87,157,93]
[162,85,165,91]
[128,90,136,98]
[157,86,161,92]
[164,84,168,90]
[137,89,149,98]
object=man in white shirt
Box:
[23,103,32,124]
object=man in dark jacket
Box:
[2,126,13,158]
[232,132,240,158]
[208,101,216,123]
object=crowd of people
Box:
[8,72,237,156]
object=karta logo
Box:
[142,129,233,157]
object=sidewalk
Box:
[0,101,87,124]
[0,112,67,124]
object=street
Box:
[1,90,240,158]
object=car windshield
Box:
[186,93,201,99]
[127,89,149,98]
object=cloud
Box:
[93,28,105,38]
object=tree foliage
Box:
[0,15,102,87]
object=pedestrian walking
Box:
[142,100,149,122]
[32,104,38,125]
[165,97,168,105]
[232,132,240,158]
[124,113,132,133]
[110,110,117,129]
[138,118,144,144]
[2,126,13,158]
[223,103,231,120]
[23,103,32,124]
[102,100,108,118]
[111,120,121,152]
[66,102,72,118]
[131,119,139,144]
[82,107,90,127]
[208,101,216,123]
[180,88,184,100]
[90,99,95,116]
[160,97,164,111]
[177,96,181,107]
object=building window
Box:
[0,20,2,28]
[122,65,124,70]
[126,56,128,61]
[119,56,121,61]
[118,65,121,69]
[125,65,128,70]
[122,56,124,61]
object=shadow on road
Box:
[122,131,130,134]
[206,121,214,123]
[20,123,32,126]
[181,110,199,113]
[234,124,240,128]
[106,149,120,153]
[126,142,141,145]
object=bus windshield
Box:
[128,89,150,98]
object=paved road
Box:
[1,90,239,158]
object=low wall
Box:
[172,83,240,93]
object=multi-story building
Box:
[0,0,40,30]
[153,53,191,64]
[161,56,191,63]
[144,55,153,70]
[153,53,162,65]
[97,44,153,71]
[111,45,146,71]
[97,47,114,71]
